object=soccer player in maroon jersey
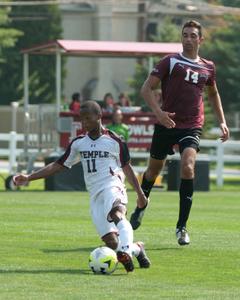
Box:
[130,20,230,245]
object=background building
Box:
[59,0,240,102]
[60,2,140,101]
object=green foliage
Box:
[0,28,21,48]
[0,4,9,25]
[154,17,180,43]
[0,6,22,64]
[127,18,179,107]
[201,16,240,112]
[0,4,62,105]
[127,63,148,106]
[215,0,240,7]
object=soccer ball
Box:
[89,246,118,274]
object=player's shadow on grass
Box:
[42,246,94,253]
[0,269,91,275]
[0,269,126,276]
[148,247,182,251]
[41,246,182,256]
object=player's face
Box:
[181,27,203,55]
[80,110,101,133]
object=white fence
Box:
[0,132,24,173]
[1,132,240,186]
[131,139,240,187]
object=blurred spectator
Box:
[118,92,131,107]
[69,92,81,113]
[107,108,129,142]
[103,92,115,113]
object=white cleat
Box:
[176,227,190,246]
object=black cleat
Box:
[130,206,147,230]
[117,251,134,272]
[136,242,151,268]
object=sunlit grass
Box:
[0,190,239,299]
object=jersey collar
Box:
[180,52,200,63]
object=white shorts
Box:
[90,185,128,238]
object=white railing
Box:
[131,139,240,187]
[0,132,24,173]
[1,133,240,186]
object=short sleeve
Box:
[206,62,216,86]
[151,55,170,80]
[119,141,130,167]
[56,140,80,168]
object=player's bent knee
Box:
[109,205,126,224]
[182,163,194,178]
[102,232,118,250]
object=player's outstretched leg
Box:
[102,230,134,272]
[115,218,135,272]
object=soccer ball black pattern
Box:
[89,246,118,274]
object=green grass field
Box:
[0,190,240,300]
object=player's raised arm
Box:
[122,163,148,209]
[13,161,64,186]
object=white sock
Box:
[132,243,141,257]
[116,219,133,255]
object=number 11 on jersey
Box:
[87,159,97,173]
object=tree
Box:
[154,17,180,43]
[128,18,180,106]
[211,0,240,7]
[201,16,240,112]
[127,63,148,107]
[0,6,22,82]
[0,3,62,105]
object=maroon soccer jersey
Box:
[151,53,216,128]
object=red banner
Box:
[59,111,157,150]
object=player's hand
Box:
[219,123,230,142]
[137,193,148,209]
[13,174,29,186]
[158,111,176,128]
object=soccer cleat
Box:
[117,251,134,272]
[176,227,190,246]
[130,200,149,230]
[136,242,151,268]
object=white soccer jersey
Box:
[57,128,130,198]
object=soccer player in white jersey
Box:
[13,100,150,272]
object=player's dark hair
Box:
[80,100,102,115]
[182,20,202,38]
